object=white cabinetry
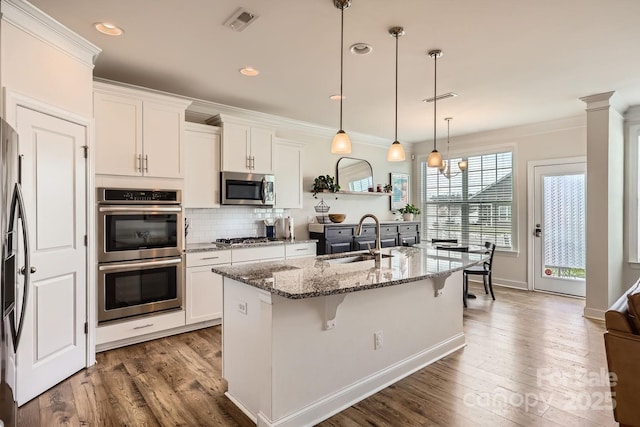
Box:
[184,123,221,208]
[94,82,192,178]
[274,138,304,209]
[185,250,231,325]
[285,242,317,259]
[96,310,186,350]
[231,245,285,265]
[208,114,274,173]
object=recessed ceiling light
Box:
[94,22,124,36]
[239,67,259,77]
[350,43,372,55]
[329,94,345,100]
[422,92,458,103]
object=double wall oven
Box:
[97,188,183,323]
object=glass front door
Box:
[533,162,586,296]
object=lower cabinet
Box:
[185,250,232,325]
[311,222,420,255]
[285,242,317,259]
[398,223,420,246]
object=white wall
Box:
[1,18,95,118]
[411,116,587,289]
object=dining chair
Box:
[463,242,496,307]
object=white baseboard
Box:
[583,306,606,321]
[255,333,466,427]
[468,278,528,290]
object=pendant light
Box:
[387,27,406,162]
[331,0,352,154]
[439,117,468,178]
[426,49,443,167]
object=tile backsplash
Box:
[185,207,287,243]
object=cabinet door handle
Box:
[246,156,251,169]
[200,256,220,260]
[133,323,154,330]
[295,248,307,251]
[137,154,142,172]
[144,155,149,173]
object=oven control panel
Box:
[98,188,181,203]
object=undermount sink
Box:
[327,253,394,265]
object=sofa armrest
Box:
[604,330,640,426]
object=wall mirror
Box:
[336,157,374,192]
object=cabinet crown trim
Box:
[2,0,102,66]
[94,80,193,109]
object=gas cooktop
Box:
[215,236,275,245]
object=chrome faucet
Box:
[356,214,381,264]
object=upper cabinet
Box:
[273,138,304,209]
[94,82,192,178]
[207,114,274,174]
[183,122,221,208]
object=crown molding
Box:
[188,97,392,148]
[1,0,101,67]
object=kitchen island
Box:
[212,245,487,427]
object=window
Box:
[422,151,514,249]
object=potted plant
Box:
[312,175,340,198]
[398,203,421,221]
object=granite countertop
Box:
[212,246,488,299]
[186,239,318,253]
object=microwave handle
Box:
[261,177,267,204]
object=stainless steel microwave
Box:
[221,171,275,206]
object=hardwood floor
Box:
[19,283,616,426]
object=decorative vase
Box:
[403,213,414,221]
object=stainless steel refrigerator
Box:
[0,118,32,427]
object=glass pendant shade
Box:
[458,159,468,171]
[387,140,406,161]
[427,150,443,167]
[331,0,352,155]
[387,26,406,162]
[331,130,351,154]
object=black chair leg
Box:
[463,274,468,308]
[488,272,495,300]
[482,274,488,294]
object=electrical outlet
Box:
[374,330,383,350]
[238,301,248,315]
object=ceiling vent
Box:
[224,7,260,32]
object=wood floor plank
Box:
[20,284,618,426]
[68,366,116,427]
[37,381,81,426]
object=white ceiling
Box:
[28,0,640,145]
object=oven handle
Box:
[99,257,182,271]
[98,206,182,213]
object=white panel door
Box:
[142,101,184,178]
[93,91,142,176]
[183,123,220,208]
[186,266,224,324]
[273,139,303,209]
[249,127,273,174]
[221,122,250,172]
[533,162,586,297]
[15,106,87,405]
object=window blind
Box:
[421,151,514,249]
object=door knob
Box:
[19,266,37,275]
[534,224,542,237]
